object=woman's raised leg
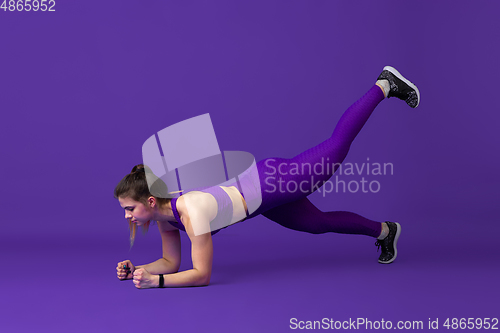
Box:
[253,66,420,213]
[251,66,419,264]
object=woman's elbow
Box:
[198,272,211,286]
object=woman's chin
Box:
[135,219,151,226]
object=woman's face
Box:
[118,196,152,226]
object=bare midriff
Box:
[239,190,249,215]
[220,185,249,223]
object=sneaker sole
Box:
[378,222,401,264]
[383,66,420,108]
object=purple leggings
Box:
[248,85,385,238]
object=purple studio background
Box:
[1,1,499,332]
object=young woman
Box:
[114,66,420,289]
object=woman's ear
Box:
[148,196,156,208]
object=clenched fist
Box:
[133,268,158,289]
[116,260,135,280]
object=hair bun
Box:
[131,164,145,174]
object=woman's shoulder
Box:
[181,189,216,203]
[176,191,218,218]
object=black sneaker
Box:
[375,221,401,264]
[377,66,420,108]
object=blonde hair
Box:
[128,218,152,249]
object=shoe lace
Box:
[375,239,391,253]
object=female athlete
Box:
[114,66,420,289]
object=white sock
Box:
[376,79,390,98]
[377,222,389,240]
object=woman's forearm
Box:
[154,268,210,288]
[135,258,179,275]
